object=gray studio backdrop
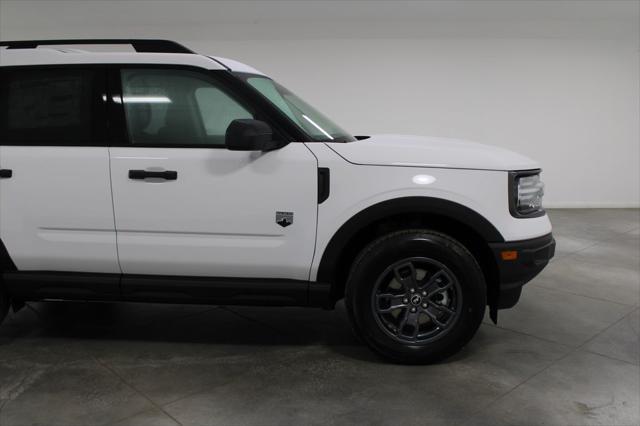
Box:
[1,0,638,207]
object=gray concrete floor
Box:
[0,209,638,426]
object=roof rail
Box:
[0,39,195,54]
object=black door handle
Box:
[0,169,12,179]
[128,170,178,180]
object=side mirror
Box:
[226,119,279,151]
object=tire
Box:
[0,287,8,327]
[345,229,486,364]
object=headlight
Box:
[509,170,545,218]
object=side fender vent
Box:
[318,168,330,204]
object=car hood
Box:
[328,134,539,171]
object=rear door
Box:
[108,67,318,280]
[0,66,119,274]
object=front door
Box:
[109,67,318,280]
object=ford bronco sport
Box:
[0,39,555,363]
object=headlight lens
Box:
[510,171,545,217]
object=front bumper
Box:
[489,233,555,309]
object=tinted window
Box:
[0,68,101,145]
[121,69,253,146]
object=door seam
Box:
[303,142,320,283]
[107,147,123,275]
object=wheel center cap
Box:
[410,295,422,306]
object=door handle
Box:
[0,169,12,179]
[128,170,178,181]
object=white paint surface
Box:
[1,0,638,207]
[329,135,540,171]
[109,145,318,279]
[0,147,120,273]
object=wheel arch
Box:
[316,197,504,306]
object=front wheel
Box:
[345,229,486,364]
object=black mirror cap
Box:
[226,119,279,151]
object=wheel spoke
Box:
[423,307,447,328]
[376,293,409,313]
[429,302,455,316]
[397,308,410,331]
[426,280,452,298]
[393,262,418,290]
[420,270,447,292]
[407,310,421,337]
[375,293,397,299]
[397,308,421,338]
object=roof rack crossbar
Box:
[0,39,194,54]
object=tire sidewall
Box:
[347,231,486,363]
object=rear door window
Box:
[0,68,104,145]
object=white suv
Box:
[0,39,555,363]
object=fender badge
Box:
[276,211,293,228]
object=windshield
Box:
[238,74,355,142]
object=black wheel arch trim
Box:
[316,197,504,289]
